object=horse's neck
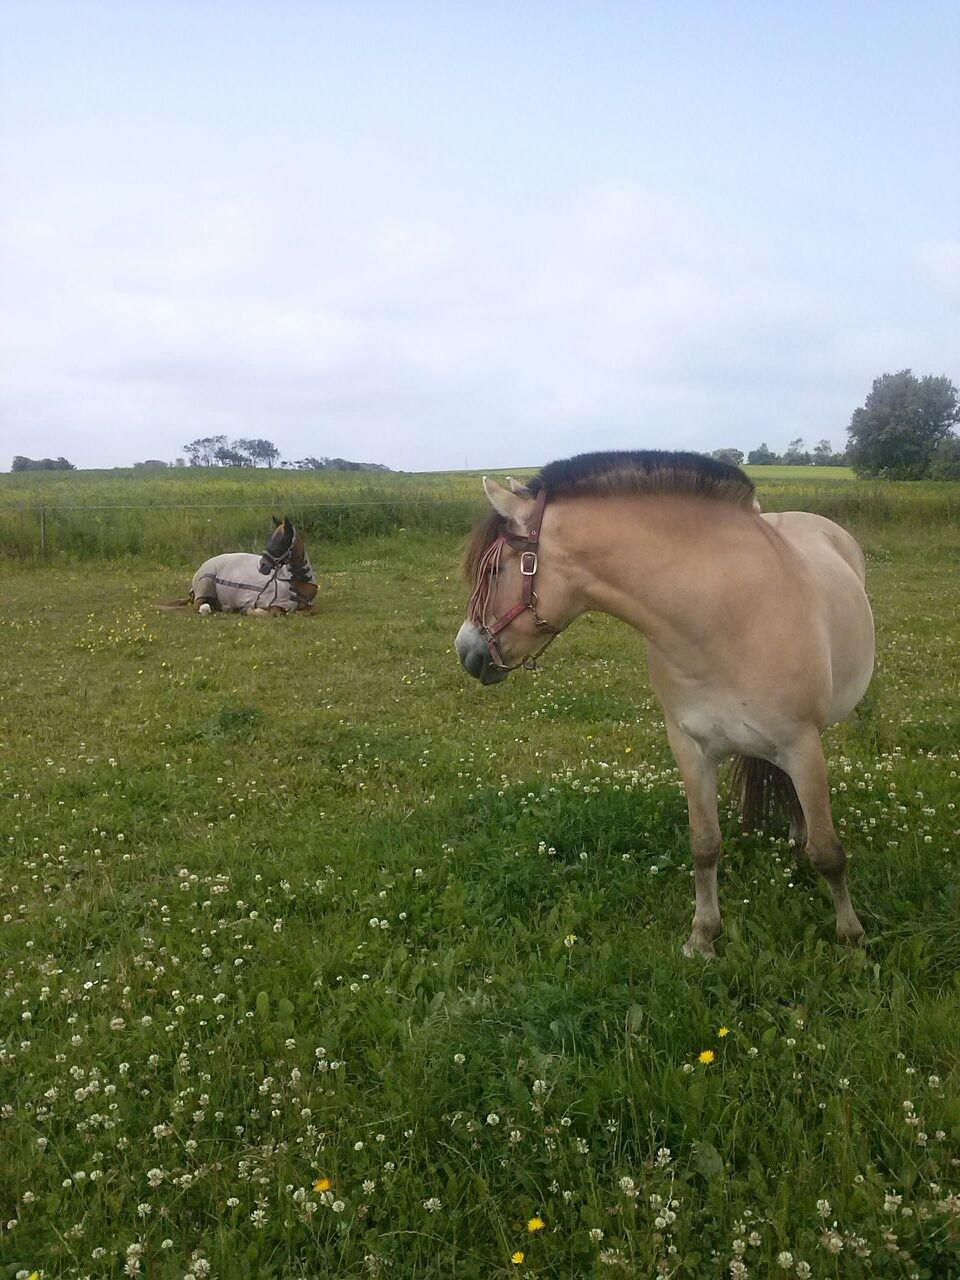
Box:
[568,495,755,643]
[289,552,315,582]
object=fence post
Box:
[39,504,47,558]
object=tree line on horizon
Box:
[9,371,959,479]
[712,370,959,479]
[710,439,848,468]
[179,436,391,472]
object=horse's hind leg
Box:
[665,721,722,958]
[783,729,864,944]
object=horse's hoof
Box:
[838,926,866,947]
[682,937,717,960]
[198,603,212,615]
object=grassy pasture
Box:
[0,469,958,1278]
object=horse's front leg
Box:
[665,720,722,958]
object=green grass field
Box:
[2,464,959,562]
[1,468,958,1278]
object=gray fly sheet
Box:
[192,552,316,613]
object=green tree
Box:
[782,437,812,466]
[847,370,959,479]
[812,439,844,466]
[11,455,75,471]
[711,448,744,465]
[927,434,960,480]
[214,445,250,467]
[747,442,780,465]
[182,436,227,466]
[235,437,280,468]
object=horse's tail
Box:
[731,755,805,838]
[155,591,194,611]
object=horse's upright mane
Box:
[463,450,754,579]
[527,449,755,506]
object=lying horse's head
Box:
[260,515,298,575]
[260,517,316,600]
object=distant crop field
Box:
[743,464,855,481]
[1,469,959,1277]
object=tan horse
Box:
[456,451,874,956]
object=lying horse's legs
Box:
[666,721,722,958]
[783,729,865,944]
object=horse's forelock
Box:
[462,509,504,582]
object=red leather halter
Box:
[467,488,563,671]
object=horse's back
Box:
[761,510,866,584]
[192,552,283,612]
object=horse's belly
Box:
[675,701,782,762]
[822,570,875,724]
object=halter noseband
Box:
[467,487,563,672]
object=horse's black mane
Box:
[463,450,755,579]
[526,449,754,504]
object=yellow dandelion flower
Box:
[313,1176,332,1192]
[527,1215,545,1233]
[717,1026,730,1037]
[698,1049,716,1065]
[511,1251,525,1264]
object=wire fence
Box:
[1,482,957,563]
[0,495,488,561]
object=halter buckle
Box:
[519,550,538,576]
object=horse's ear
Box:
[505,476,527,495]
[272,515,281,527]
[483,476,534,530]
[283,515,294,530]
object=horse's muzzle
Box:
[455,621,509,685]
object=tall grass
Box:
[1,465,957,561]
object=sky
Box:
[1,1,958,472]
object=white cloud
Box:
[0,180,951,468]
[916,241,960,299]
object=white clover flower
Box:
[820,1230,843,1254]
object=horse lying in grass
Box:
[161,517,318,616]
[456,450,875,956]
